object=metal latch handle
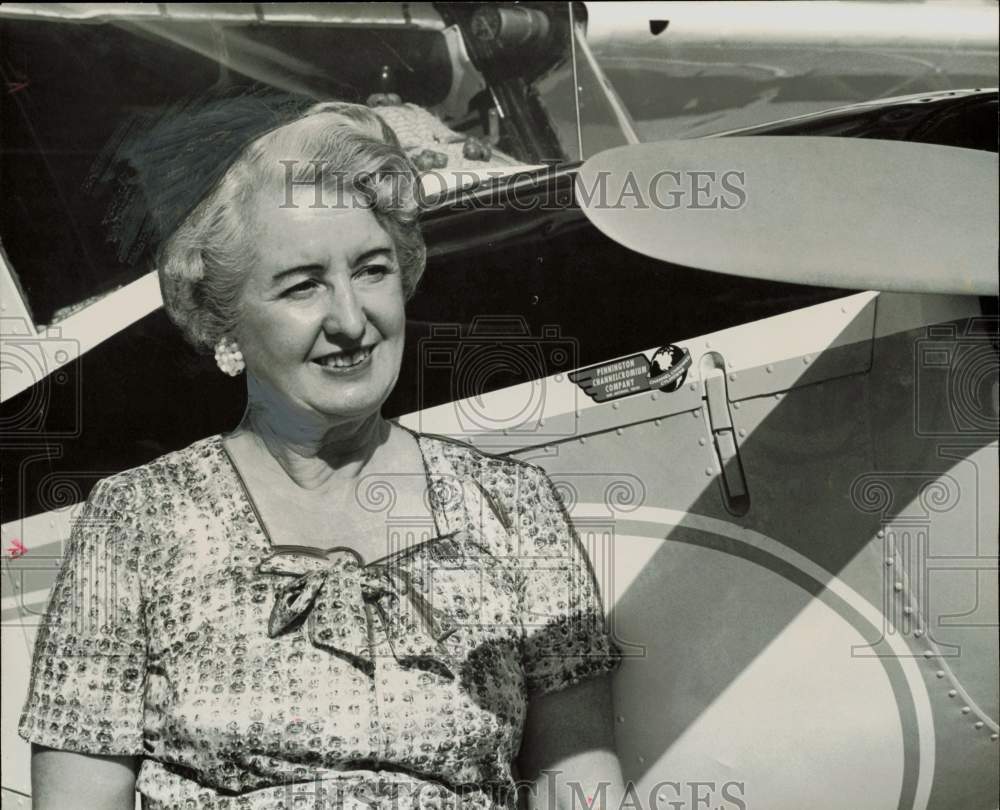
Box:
[704,370,749,506]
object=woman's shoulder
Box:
[91,433,224,506]
[412,430,562,544]
[411,428,551,491]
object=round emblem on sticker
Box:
[647,344,692,392]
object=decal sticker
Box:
[569,344,692,403]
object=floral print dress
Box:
[19,430,622,809]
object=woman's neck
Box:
[226,404,392,493]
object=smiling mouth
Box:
[312,346,374,369]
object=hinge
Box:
[703,368,750,513]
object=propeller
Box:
[576,136,998,296]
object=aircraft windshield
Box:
[0,2,576,328]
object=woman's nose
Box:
[322,288,366,340]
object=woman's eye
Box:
[283,280,320,297]
[357,264,391,280]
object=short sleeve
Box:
[514,465,623,697]
[18,476,148,755]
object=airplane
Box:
[1,3,997,809]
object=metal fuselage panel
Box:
[409,291,997,809]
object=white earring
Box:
[214,336,245,376]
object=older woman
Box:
[19,94,625,810]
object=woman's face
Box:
[232,181,407,427]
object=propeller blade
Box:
[576,137,998,296]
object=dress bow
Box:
[256,548,460,680]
